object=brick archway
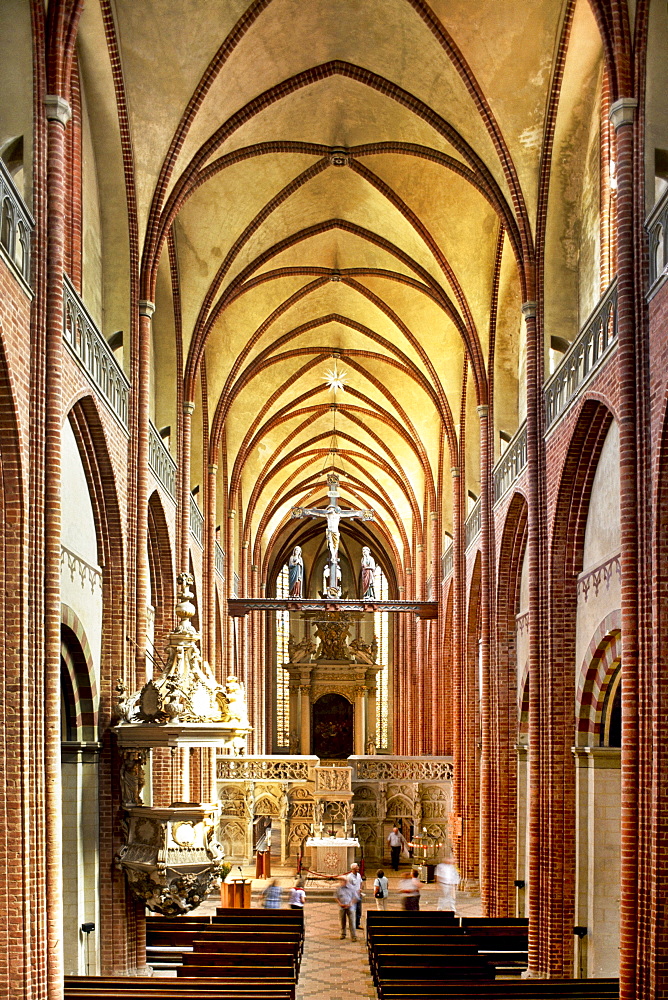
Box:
[576,611,622,746]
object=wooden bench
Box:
[458,918,529,977]
[376,978,619,1000]
[64,975,294,1000]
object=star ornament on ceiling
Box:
[322,362,349,394]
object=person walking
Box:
[434,856,460,912]
[261,878,283,908]
[346,862,365,930]
[334,875,357,941]
[289,878,306,910]
[387,825,407,871]
[398,868,421,911]
[373,869,389,910]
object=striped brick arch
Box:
[576,610,622,746]
[60,604,98,742]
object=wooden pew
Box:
[458,916,529,976]
[377,978,619,1000]
[64,975,294,1000]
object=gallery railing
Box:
[0,157,33,288]
[189,494,204,546]
[493,421,527,504]
[465,497,482,550]
[442,542,453,582]
[63,275,130,428]
[647,187,668,291]
[215,541,225,579]
[148,421,176,498]
[544,280,618,430]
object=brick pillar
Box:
[136,301,154,688]
[522,298,546,977]
[477,403,492,913]
[44,91,72,1000]
[609,97,641,1000]
[450,464,465,868]
[180,401,195,575]
[203,460,217,665]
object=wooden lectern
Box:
[220,878,252,908]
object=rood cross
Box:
[291,474,374,595]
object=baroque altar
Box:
[284,608,382,757]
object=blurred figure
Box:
[334,875,357,941]
[290,878,306,910]
[374,869,389,910]
[261,878,283,909]
[399,868,421,911]
[435,856,460,912]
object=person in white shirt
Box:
[289,878,306,910]
[373,868,389,910]
[387,825,407,870]
[435,856,460,912]
[346,862,365,929]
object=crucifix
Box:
[291,473,374,598]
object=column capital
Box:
[208,463,218,474]
[477,404,489,417]
[139,299,155,318]
[183,400,195,416]
[521,301,537,319]
[44,95,72,126]
[450,466,460,477]
[228,508,236,518]
[609,97,638,131]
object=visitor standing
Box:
[261,878,283,908]
[289,878,306,910]
[334,875,357,941]
[387,825,407,871]
[435,856,460,912]
[346,862,365,930]
[373,869,389,910]
[398,869,421,911]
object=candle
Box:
[353,824,356,836]
[310,824,314,835]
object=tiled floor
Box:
[196,865,481,1000]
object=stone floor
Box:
[196,863,482,1000]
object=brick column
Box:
[44,91,72,1000]
[180,401,195,574]
[521,298,545,977]
[477,403,492,913]
[450,464,465,870]
[203,461,217,665]
[609,97,641,1000]
[136,300,154,687]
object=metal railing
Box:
[63,275,130,427]
[647,187,668,291]
[215,541,225,578]
[233,573,240,599]
[442,542,453,581]
[493,421,527,503]
[148,421,176,498]
[0,157,33,287]
[465,497,482,550]
[544,280,618,429]
[189,494,204,546]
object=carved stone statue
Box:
[348,637,374,664]
[288,634,316,663]
[225,676,249,728]
[360,546,376,600]
[120,748,148,806]
[288,545,304,598]
[314,617,351,660]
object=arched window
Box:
[275,564,290,750]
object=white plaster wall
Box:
[586,756,621,976]
[60,419,103,695]
[80,80,103,329]
[62,751,100,975]
[575,421,621,673]
[516,543,530,700]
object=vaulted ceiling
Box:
[77,0,604,585]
